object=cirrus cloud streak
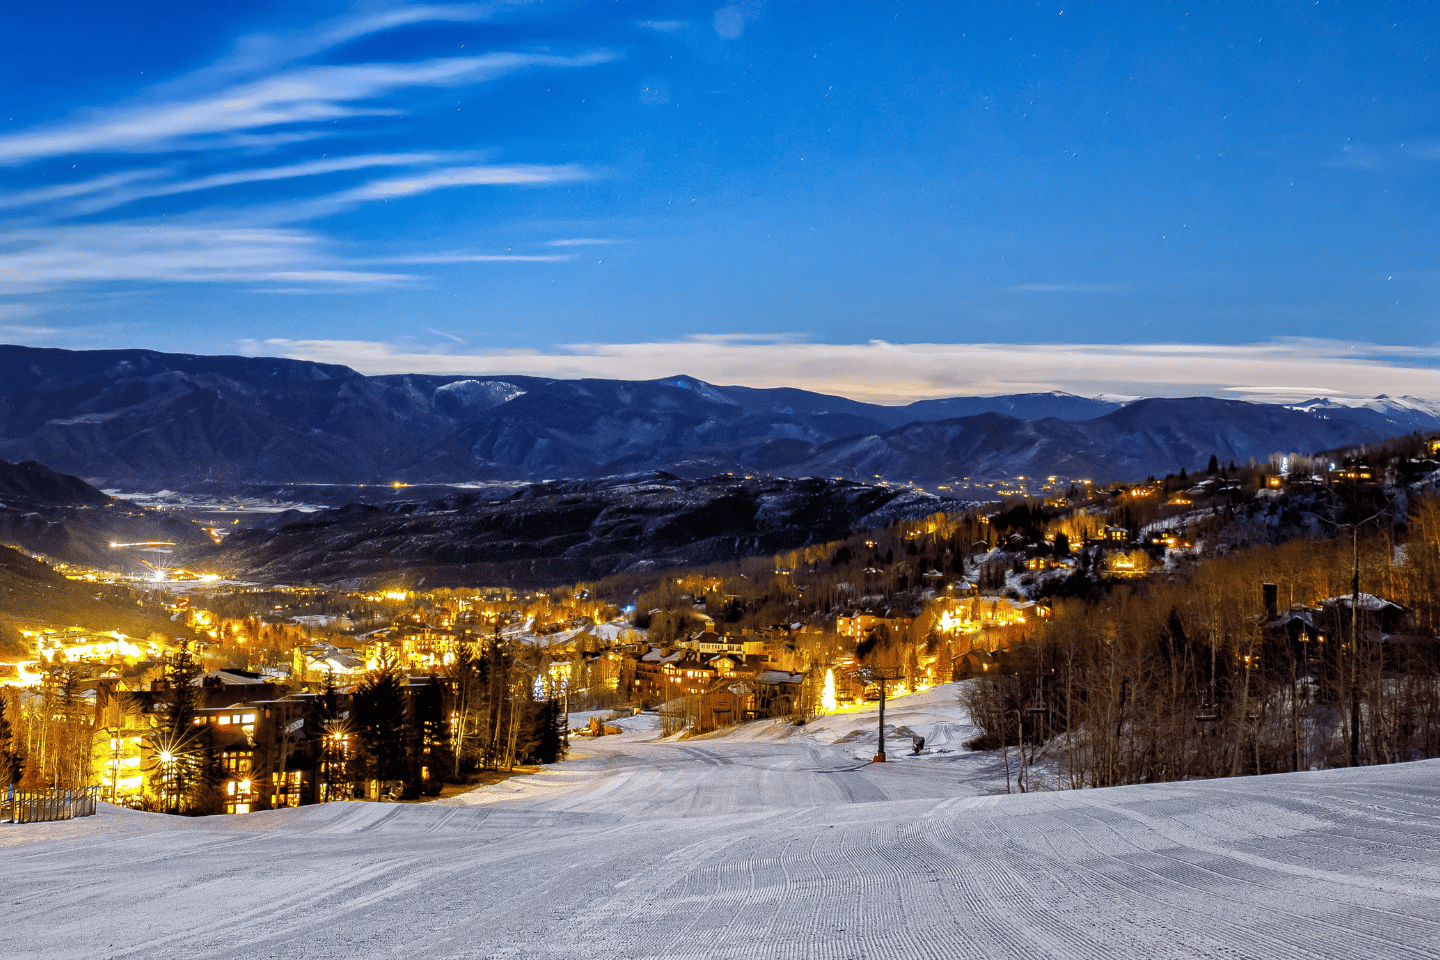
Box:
[0,51,614,165]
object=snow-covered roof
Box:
[1269,609,1320,630]
[1319,593,1405,612]
[640,648,688,664]
[197,669,270,686]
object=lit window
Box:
[218,716,230,725]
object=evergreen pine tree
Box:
[354,664,408,799]
[0,693,25,787]
[409,677,451,797]
[534,698,565,765]
[149,641,214,815]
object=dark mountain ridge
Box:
[1,344,1436,489]
[0,457,210,569]
[199,472,976,587]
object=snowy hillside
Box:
[1290,394,1440,417]
[6,684,1440,959]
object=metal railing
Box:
[1,786,100,824]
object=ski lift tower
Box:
[850,665,902,762]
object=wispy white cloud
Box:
[340,164,590,201]
[192,4,498,81]
[0,323,62,341]
[546,237,619,246]
[0,51,615,165]
[245,163,594,222]
[0,9,615,293]
[637,20,689,33]
[0,169,174,211]
[25,153,454,216]
[243,336,1440,405]
[424,326,468,344]
[316,5,496,52]
[0,225,413,293]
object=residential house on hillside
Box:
[663,667,809,735]
[88,667,453,813]
[631,646,715,706]
[291,642,365,683]
[1260,580,1426,694]
[836,611,913,640]
[954,649,998,678]
[681,629,746,655]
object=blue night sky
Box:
[2,1,1438,403]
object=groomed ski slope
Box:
[5,684,1440,960]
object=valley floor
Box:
[5,685,1440,959]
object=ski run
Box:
[4,683,1439,960]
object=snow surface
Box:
[1290,394,1440,417]
[6,683,1440,959]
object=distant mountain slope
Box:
[1058,397,1380,478]
[1288,395,1440,433]
[0,458,111,507]
[0,545,179,641]
[0,457,210,569]
[0,345,468,486]
[901,391,1123,423]
[0,345,1436,487]
[796,398,1402,482]
[201,473,974,587]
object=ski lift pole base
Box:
[872,751,886,763]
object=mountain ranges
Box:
[2,344,1437,490]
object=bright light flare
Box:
[821,668,837,712]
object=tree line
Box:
[961,496,1440,789]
